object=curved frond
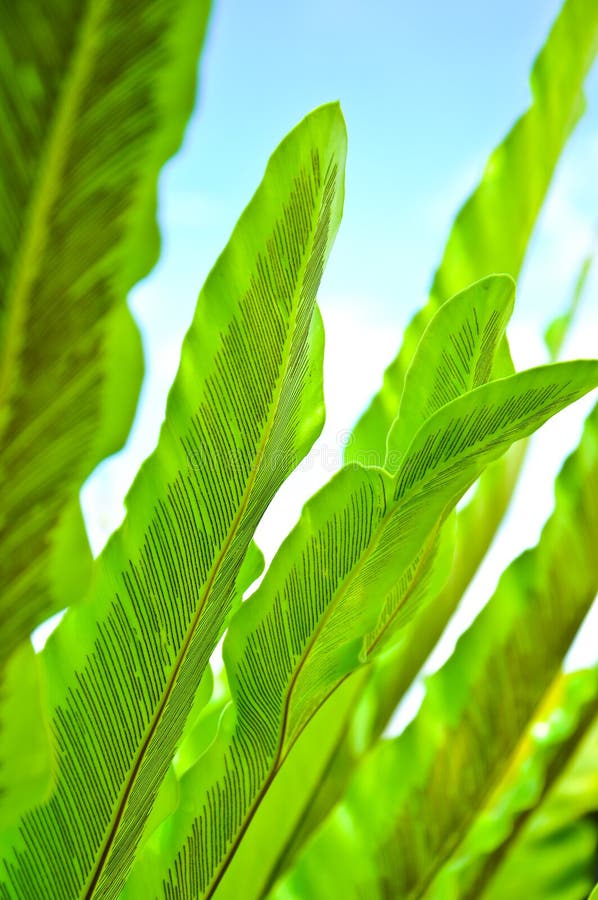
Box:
[341,2,598,778]
[285,31,598,863]
[289,13,598,859]
[385,274,514,468]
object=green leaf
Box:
[161,566,262,799]
[222,264,586,893]
[339,0,598,776]
[361,512,456,659]
[278,677,598,900]
[128,276,512,892]
[0,102,347,900]
[359,273,513,657]
[0,0,211,665]
[247,57,598,874]
[125,358,598,898]
[278,401,598,900]
[166,543,264,784]
[385,274,515,469]
[346,0,598,463]
[205,675,368,900]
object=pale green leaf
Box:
[386,274,515,468]
[0,102,347,900]
[173,668,229,781]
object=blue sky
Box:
[136,0,597,334]
[77,0,598,674]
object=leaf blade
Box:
[386,274,515,468]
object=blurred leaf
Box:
[0,644,54,832]
[484,704,598,900]
[433,669,598,900]
[246,261,587,891]
[0,0,211,663]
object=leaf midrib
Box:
[0,0,106,444]
[204,472,437,897]
[82,163,330,900]
[365,519,443,658]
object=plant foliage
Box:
[1,0,598,898]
